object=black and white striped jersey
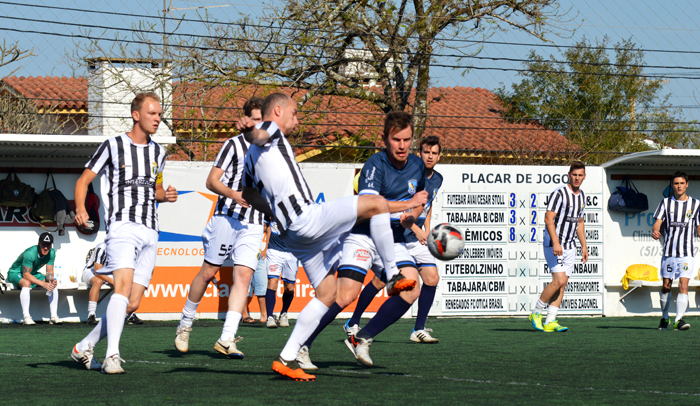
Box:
[212,135,264,225]
[85,242,107,272]
[543,185,586,250]
[242,121,314,233]
[86,133,166,232]
[654,196,700,257]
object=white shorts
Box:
[283,196,358,288]
[202,215,264,270]
[660,256,694,280]
[101,221,159,287]
[337,234,416,282]
[406,240,437,269]
[543,245,576,277]
[81,267,96,286]
[267,248,299,283]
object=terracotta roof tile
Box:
[1,76,572,153]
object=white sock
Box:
[79,316,108,352]
[545,305,559,325]
[280,298,329,361]
[533,299,546,313]
[180,298,200,328]
[660,291,670,319]
[675,293,688,324]
[369,213,398,279]
[48,289,59,318]
[105,294,129,358]
[220,311,242,341]
[87,301,97,316]
[20,287,31,318]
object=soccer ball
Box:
[427,223,464,261]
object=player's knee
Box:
[267,278,279,290]
[283,283,294,294]
[420,268,439,286]
[400,284,421,303]
[18,278,31,288]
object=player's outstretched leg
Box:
[411,267,438,343]
[175,262,219,352]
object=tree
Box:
[495,37,698,164]
[78,0,568,146]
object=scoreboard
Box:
[430,165,604,316]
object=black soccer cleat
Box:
[657,318,669,330]
[674,319,690,331]
[86,314,98,325]
[127,313,143,325]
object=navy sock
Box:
[357,296,411,340]
[414,284,436,331]
[303,302,343,349]
[349,282,380,326]
[281,290,294,314]
[265,288,276,318]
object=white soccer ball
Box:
[427,223,464,261]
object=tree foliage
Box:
[78,0,568,144]
[496,37,698,164]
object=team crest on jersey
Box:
[432,188,438,202]
[684,263,689,271]
[687,210,692,219]
[408,179,418,195]
[151,162,159,176]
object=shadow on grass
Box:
[27,360,84,370]
[163,367,271,376]
[596,326,657,330]
[313,361,372,369]
[491,328,539,332]
[157,349,230,359]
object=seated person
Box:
[6,232,60,325]
[81,242,113,325]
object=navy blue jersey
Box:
[352,151,426,242]
[267,220,288,251]
[404,170,443,243]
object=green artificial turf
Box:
[1,317,698,405]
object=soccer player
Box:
[295,111,428,369]
[81,242,112,325]
[343,136,443,343]
[651,171,700,330]
[6,232,60,325]
[71,92,178,374]
[174,97,266,357]
[264,219,299,328]
[529,161,588,333]
[236,93,418,381]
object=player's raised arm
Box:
[237,116,270,146]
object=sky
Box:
[1,0,699,122]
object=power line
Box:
[4,25,700,81]
[3,14,700,74]
[4,0,700,56]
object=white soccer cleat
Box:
[214,337,244,359]
[344,336,373,367]
[71,342,102,370]
[410,328,439,344]
[49,316,62,325]
[343,320,360,337]
[278,312,289,327]
[295,345,318,371]
[101,354,126,374]
[266,316,278,328]
[22,316,35,325]
[175,326,192,353]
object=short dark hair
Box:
[383,111,413,138]
[569,160,585,173]
[131,92,160,113]
[243,97,263,117]
[672,171,689,183]
[419,136,442,154]
[261,93,290,119]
